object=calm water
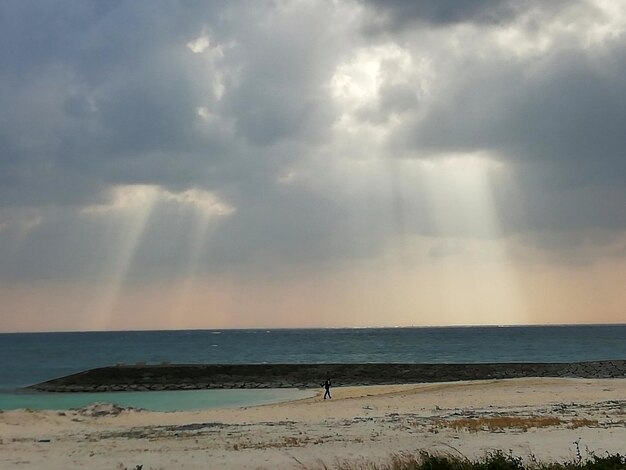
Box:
[1,325,625,410]
[0,388,314,411]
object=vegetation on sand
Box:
[308,451,626,470]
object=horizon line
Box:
[2,321,626,335]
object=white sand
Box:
[1,378,626,469]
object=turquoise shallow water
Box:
[0,388,314,411]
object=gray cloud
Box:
[0,1,219,205]
[0,0,357,281]
[400,47,626,172]
[359,0,577,37]
[385,41,626,236]
[1,0,625,285]
[362,0,521,29]
[357,83,420,124]
[0,1,350,205]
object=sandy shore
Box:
[2,378,626,469]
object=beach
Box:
[2,377,626,469]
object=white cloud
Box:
[186,34,210,54]
[81,185,234,218]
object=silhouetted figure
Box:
[323,378,332,399]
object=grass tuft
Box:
[311,451,626,470]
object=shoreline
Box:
[0,388,317,412]
[29,360,626,392]
[2,377,626,469]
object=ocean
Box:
[1,325,625,411]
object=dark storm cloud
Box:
[362,0,521,28]
[218,6,340,147]
[0,1,349,207]
[0,1,221,205]
[0,0,357,281]
[388,41,626,234]
[400,47,626,176]
[1,0,625,285]
[354,0,626,241]
[360,0,626,193]
[359,0,576,35]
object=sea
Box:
[1,325,625,411]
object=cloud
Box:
[353,0,626,237]
[361,0,523,29]
[1,0,626,290]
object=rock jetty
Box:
[28,361,626,393]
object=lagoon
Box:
[0,388,314,411]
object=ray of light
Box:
[87,185,159,330]
[157,188,235,328]
[0,207,44,260]
[82,185,236,330]
[417,154,527,325]
[166,212,216,329]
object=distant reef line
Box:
[28,361,626,393]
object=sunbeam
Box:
[2,0,625,334]
[167,213,217,329]
[79,185,235,330]
[84,185,159,329]
[418,154,527,325]
[0,207,44,262]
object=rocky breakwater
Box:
[28,361,626,393]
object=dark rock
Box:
[26,360,626,393]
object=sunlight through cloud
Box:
[80,184,235,328]
[417,153,526,324]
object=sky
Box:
[1,0,625,332]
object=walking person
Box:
[322,378,332,399]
